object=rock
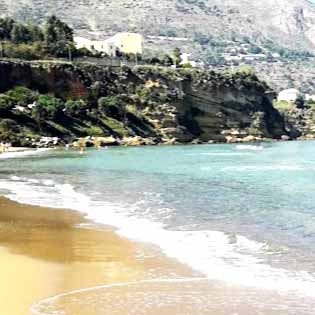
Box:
[122,136,145,146]
[242,135,257,142]
[142,137,156,145]
[190,138,203,145]
[305,134,315,140]
[225,136,243,143]
[34,136,60,148]
[281,135,291,141]
[162,138,178,145]
[96,136,119,146]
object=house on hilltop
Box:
[74,36,116,56]
[106,33,143,56]
[277,89,300,103]
[74,33,143,57]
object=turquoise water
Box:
[1,141,315,308]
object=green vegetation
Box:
[173,47,182,66]
[0,81,156,144]
[295,94,306,109]
[273,100,295,112]
[0,60,286,146]
[263,39,314,61]
[0,16,88,60]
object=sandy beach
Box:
[1,197,314,315]
[0,197,196,315]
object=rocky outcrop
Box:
[0,60,287,146]
[279,107,315,140]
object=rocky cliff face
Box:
[1,0,315,53]
[278,107,315,140]
[0,60,286,145]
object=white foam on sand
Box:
[0,148,51,159]
[1,177,315,298]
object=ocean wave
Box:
[0,148,51,160]
[236,145,264,151]
[2,177,315,298]
[222,165,304,172]
[186,152,252,156]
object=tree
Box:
[28,24,44,42]
[295,94,305,109]
[162,54,173,67]
[10,23,31,44]
[0,95,15,113]
[173,47,182,67]
[45,16,74,58]
[65,99,86,115]
[45,15,73,44]
[0,17,15,40]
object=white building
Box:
[180,53,197,67]
[277,89,300,103]
[74,33,143,57]
[74,36,116,56]
[106,33,143,55]
[305,94,315,102]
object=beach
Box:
[1,143,315,314]
[0,197,196,315]
[1,198,313,315]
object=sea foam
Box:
[0,148,51,159]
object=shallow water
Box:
[1,142,315,313]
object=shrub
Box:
[33,95,64,120]
[6,86,37,105]
[3,42,45,60]
[0,119,18,132]
[64,99,86,115]
[0,95,15,112]
[0,119,20,144]
[98,96,122,117]
[295,94,306,109]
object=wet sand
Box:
[0,197,194,315]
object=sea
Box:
[1,141,315,314]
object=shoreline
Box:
[2,197,314,315]
[1,137,314,154]
[0,147,51,159]
[2,145,315,314]
[0,196,196,315]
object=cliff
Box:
[0,60,287,146]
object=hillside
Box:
[0,60,287,146]
[1,0,315,56]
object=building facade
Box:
[277,89,300,103]
[74,33,143,57]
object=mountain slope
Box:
[1,0,315,53]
